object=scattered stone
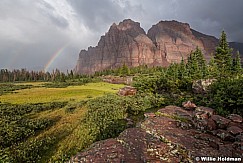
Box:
[144,113,156,118]
[176,121,193,130]
[227,126,243,136]
[182,101,197,110]
[227,114,243,123]
[194,119,208,130]
[118,86,137,96]
[211,115,231,129]
[107,152,118,159]
[194,110,209,120]
[214,129,235,141]
[192,79,216,94]
[195,107,215,117]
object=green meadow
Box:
[0,82,124,104]
[0,81,125,162]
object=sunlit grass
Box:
[31,105,90,162]
[0,82,124,104]
[0,81,125,162]
[14,82,49,86]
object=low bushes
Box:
[84,93,165,141]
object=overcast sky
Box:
[0,0,242,72]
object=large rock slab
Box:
[69,128,189,162]
[69,106,243,162]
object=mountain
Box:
[74,19,243,74]
[229,42,243,55]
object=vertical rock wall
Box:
[74,19,219,74]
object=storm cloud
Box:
[0,0,242,71]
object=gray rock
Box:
[192,79,216,94]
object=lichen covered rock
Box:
[69,105,243,162]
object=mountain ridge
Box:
[75,19,243,74]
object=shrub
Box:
[207,78,243,115]
[85,94,126,140]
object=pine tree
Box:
[208,56,219,78]
[186,52,193,78]
[233,51,242,75]
[178,58,187,79]
[215,31,233,76]
[119,63,130,76]
[167,63,179,80]
[190,50,200,79]
[185,47,208,79]
[196,47,208,78]
[70,70,74,79]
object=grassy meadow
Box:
[0,81,125,162]
[0,82,124,104]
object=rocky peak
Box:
[148,20,192,42]
[117,19,141,30]
[158,20,191,33]
[109,19,146,38]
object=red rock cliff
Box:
[74,19,219,74]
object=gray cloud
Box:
[0,0,242,71]
[67,0,124,32]
[173,0,243,42]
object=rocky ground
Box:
[69,105,243,163]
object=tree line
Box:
[0,69,79,82]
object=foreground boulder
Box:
[69,106,243,162]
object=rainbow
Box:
[44,43,69,72]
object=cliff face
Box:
[74,19,240,74]
[147,20,217,63]
[75,19,169,74]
